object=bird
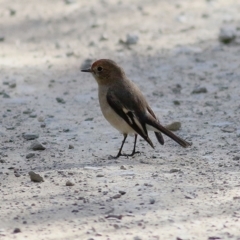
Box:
[81,59,191,158]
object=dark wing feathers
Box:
[146,106,164,145]
[107,91,154,148]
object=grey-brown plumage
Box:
[81,59,191,158]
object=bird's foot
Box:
[108,151,141,160]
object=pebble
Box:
[171,84,182,94]
[165,122,181,131]
[192,87,207,94]
[221,126,236,133]
[120,165,127,170]
[56,97,66,104]
[100,34,108,41]
[112,194,121,199]
[13,228,21,234]
[219,26,236,44]
[22,109,32,114]
[169,169,180,173]
[149,198,155,204]
[29,171,44,182]
[69,144,74,149]
[81,59,93,70]
[119,190,126,195]
[66,180,75,186]
[173,100,180,105]
[29,140,46,151]
[26,153,35,159]
[125,33,139,45]
[2,93,10,98]
[6,126,15,130]
[233,196,240,200]
[29,113,37,118]
[23,133,39,140]
[38,116,45,122]
[9,82,16,88]
[96,174,104,177]
[84,118,93,121]
[120,33,139,45]
[83,166,102,170]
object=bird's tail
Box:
[146,116,192,148]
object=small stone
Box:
[85,118,93,121]
[125,33,139,45]
[233,196,240,200]
[38,116,45,122]
[81,59,93,70]
[13,228,21,234]
[112,194,121,199]
[26,153,35,159]
[9,82,16,88]
[165,122,181,131]
[29,140,46,151]
[29,171,44,182]
[6,126,15,130]
[134,236,142,240]
[219,26,236,44]
[66,180,75,186]
[9,8,16,16]
[29,113,37,118]
[23,109,32,114]
[169,169,179,173]
[149,198,155,204]
[221,126,236,133]
[2,93,10,98]
[69,144,74,149]
[119,190,126,195]
[56,97,65,104]
[0,37,5,42]
[40,123,46,128]
[96,173,104,177]
[120,165,127,170]
[233,156,240,161]
[120,33,139,45]
[192,87,207,94]
[15,173,21,177]
[173,100,180,105]
[23,133,39,140]
[100,34,108,41]
[171,84,182,94]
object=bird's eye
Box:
[97,66,103,72]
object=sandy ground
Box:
[0,0,240,239]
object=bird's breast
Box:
[98,87,134,134]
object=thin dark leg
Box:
[121,134,141,157]
[113,134,128,158]
[109,134,140,159]
[128,134,141,156]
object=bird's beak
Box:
[81,69,92,73]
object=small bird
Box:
[81,59,191,158]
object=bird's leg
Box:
[129,134,141,156]
[109,134,141,159]
[109,134,128,159]
[122,134,141,157]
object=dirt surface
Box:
[1,0,240,239]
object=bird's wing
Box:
[146,106,164,145]
[106,90,154,148]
